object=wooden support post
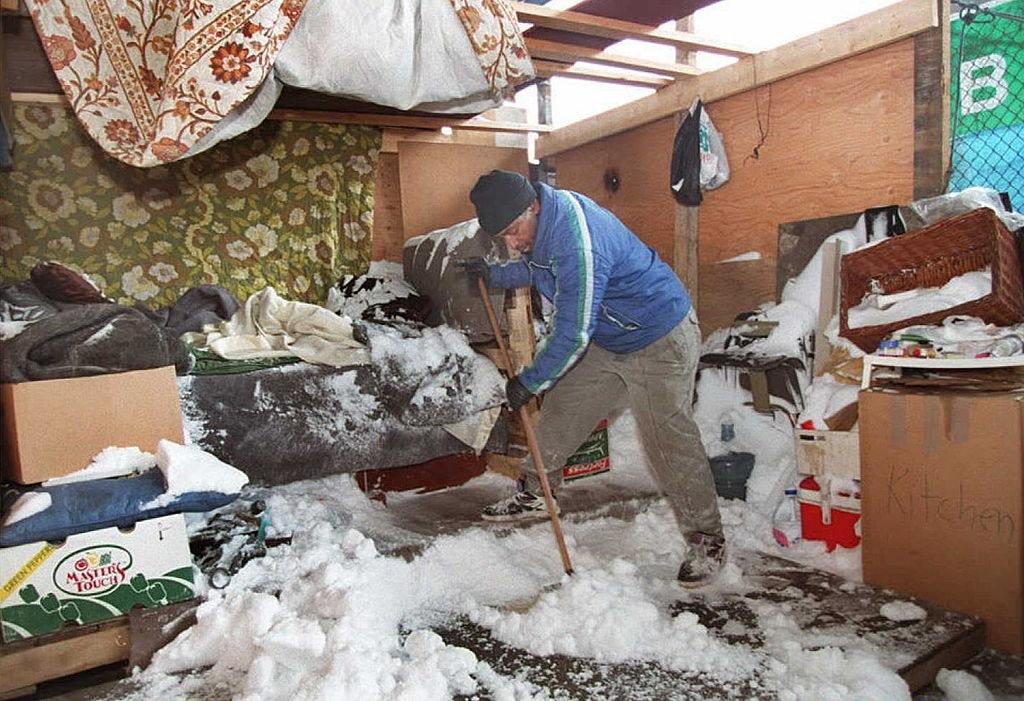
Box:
[913,0,951,197]
[673,16,700,309]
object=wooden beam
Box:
[512,1,754,58]
[536,0,939,158]
[525,37,700,78]
[533,59,671,89]
[268,110,553,133]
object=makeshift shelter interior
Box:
[1,0,1023,699]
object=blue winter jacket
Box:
[488,182,692,394]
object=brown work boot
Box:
[677,532,726,588]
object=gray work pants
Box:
[522,312,723,539]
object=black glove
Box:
[456,257,489,285]
[505,375,533,412]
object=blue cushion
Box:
[0,469,239,547]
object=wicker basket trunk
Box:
[839,208,1024,353]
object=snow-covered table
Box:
[860,354,1024,389]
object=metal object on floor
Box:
[477,277,574,575]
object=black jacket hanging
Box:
[670,100,702,206]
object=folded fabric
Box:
[188,347,301,375]
[194,287,369,367]
[0,469,239,548]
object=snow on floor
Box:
[121,411,882,701]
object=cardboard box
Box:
[795,429,860,479]
[1,366,184,484]
[0,514,194,642]
[859,388,1024,654]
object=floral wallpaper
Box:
[0,103,380,307]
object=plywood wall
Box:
[550,39,917,333]
[370,132,529,262]
[551,117,677,267]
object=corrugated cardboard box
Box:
[0,514,194,642]
[1,366,184,484]
[859,387,1023,654]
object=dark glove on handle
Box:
[505,375,533,412]
[457,257,489,285]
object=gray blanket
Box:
[1,303,189,383]
[179,363,508,484]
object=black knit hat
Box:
[470,170,537,235]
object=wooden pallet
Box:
[0,619,130,697]
[0,599,200,698]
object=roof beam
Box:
[533,59,672,89]
[536,0,939,158]
[513,1,754,58]
[267,110,553,133]
[525,37,700,78]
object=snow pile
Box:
[404,219,480,279]
[146,517,554,699]
[694,367,798,512]
[128,463,903,700]
[366,323,504,417]
[781,216,868,322]
[796,374,859,430]
[1,492,52,527]
[326,262,417,320]
[731,300,818,360]
[147,440,249,508]
[879,601,927,622]
[43,446,155,486]
[935,668,995,701]
[848,267,992,329]
[469,559,757,678]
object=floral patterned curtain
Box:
[0,103,379,307]
[27,0,307,167]
[448,0,533,99]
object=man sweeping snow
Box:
[462,170,724,587]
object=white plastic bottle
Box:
[772,488,802,548]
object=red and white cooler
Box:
[798,475,862,551]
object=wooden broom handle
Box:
[477,277,574,575]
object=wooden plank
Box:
[397,142,528,239]
[675,203,699,304]
[551,117,678,266]
[912,6,948,199]
[813,241,843,376]
[371,152,406,263]
[269,109,553,134]
[0,620,130,693]
[10,91,64,103]
[698,260,777,335]
[533,60,671,89]
[900,620,987,692]
[380,128,502,154]
[536,0,938,157]
[525,38,700,78]
[506,288,536,374]
[673,18,699,306]
[512,1,754,57]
